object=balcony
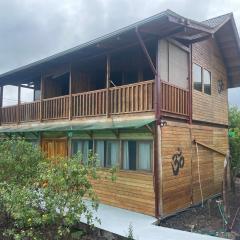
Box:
[0,80,189,125]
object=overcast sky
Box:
[0,0,239,106]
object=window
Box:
[123,141,152,171]
[95,140,120,167]
[203,69,211,95]
[193,64,212,95]
[193,64,202,92]
[159,40,189,89]
[72,140,93,163]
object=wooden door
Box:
[42,139,68,159]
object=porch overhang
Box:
[0,117,155,134]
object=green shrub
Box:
[229,106,240,178]
[0,138,100,240]
[0,137,44,185]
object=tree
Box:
[229,106,240,178]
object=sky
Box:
[0,0,239,106]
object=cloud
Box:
[0,0,239,106]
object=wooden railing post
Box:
[40,73,44,122]
[69,65,72,120]
[0,85,3,126]
[17,85,21,124]
[106,55,111,118]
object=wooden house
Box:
[0,10,239,218]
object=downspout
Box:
[136,27,161,218]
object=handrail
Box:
[0,79,190,124]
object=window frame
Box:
[121,140,153,172]
[71,139,93,163]
[70,138,153,172]
[192,63,212,95]
[203,68,211,95]
[94,139,120,168]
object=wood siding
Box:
[192,38,228,125]
[42,139,68,159]
[161,121,228,216]
[91,171,155,216]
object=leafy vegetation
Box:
[229,106,240,178]
[0,137,101,240]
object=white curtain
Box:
[72,140,82,155]
[83,141,89,164]
[123,141,129,170]
[108,141,119,167]
[138,142,151,170]
[96,141,104,167]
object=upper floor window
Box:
[203,69,211,95]
[193,64,202,92]
[193,63,211,95]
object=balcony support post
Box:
[106,54,111,118]
[69,65,72,120]
[17,85,21,124]
[40,74,44,122]
[0,85,3,126]
[189,44,193,124]
[136,27,161,218]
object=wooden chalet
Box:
[0,10,239,218]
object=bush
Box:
[0,138,100,240]
[0,137,44,185]
[229,106,240,178]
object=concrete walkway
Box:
[81,202,226,240]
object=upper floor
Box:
[0,10,239,127]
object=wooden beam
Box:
[111,129,119,138]
[189,44,193,124]
[139,26,185,39]
[17,85,21,124]
[106,55,111,118]
[175,33,211,44]
[0,85,3,126]
[167,15,213,34]
[31,132,40,138]
[167,38,190,52]
[69,65,72,120]
[135,28,157,76]
[40,73,44,122]
[193,139,226,156]
[145,124,154,135]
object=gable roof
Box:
[0,10,239,88]
[202,13,232,28]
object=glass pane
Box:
[138,142,151,170]
[96,141,105,167]
[106,141,119,167]
[203,69,211,95]
[193,64,202,91]
[123,141,137,170]
[169,43,189,89]
[72,140,83,155]
[82,141,89,164]
[123,141,129,170]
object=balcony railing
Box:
[0,80,190,125]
